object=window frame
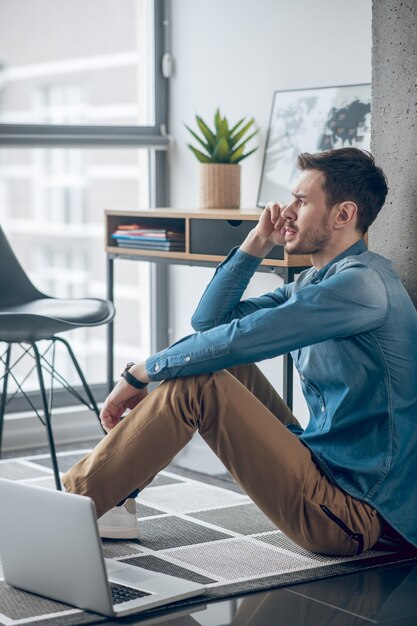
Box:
[0,0,170,413]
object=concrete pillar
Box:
[370,0,417,304]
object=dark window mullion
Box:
[149,0,170,354]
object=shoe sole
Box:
[98,527,138,540]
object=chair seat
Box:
[0,297,115,342]
[0,226,112,488]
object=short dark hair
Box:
[297,148,388,234]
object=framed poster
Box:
[257,83,371,207]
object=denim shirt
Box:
[146,240,417,546]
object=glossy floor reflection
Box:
[106,562,417,625]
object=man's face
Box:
[281,169,332,255]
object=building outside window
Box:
[0,0,165,398]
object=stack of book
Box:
[111,224,185,252]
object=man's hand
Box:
[241,202,287,258]
[257,202,287,244]
[100,377,148,433]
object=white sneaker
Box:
[98,498,138,539]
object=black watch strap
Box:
[121,362,148,389]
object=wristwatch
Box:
[121,362,148,389]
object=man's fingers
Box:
[274,205,287,231]
[100,403,122,432]
[101,415,120,433]
[100,410,114,432]
[265,201,286,225]
[265,201,280,216]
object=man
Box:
[63,147,417,556]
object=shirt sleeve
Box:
[145,260,388,382]
[190,247,289,331]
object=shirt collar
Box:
[313,239,367,282]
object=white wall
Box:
[168,0,372,425]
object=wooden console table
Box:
[105,208,311,408]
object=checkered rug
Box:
[0,449,416,625]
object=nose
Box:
[281,200,296,221]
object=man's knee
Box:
[159,370,229,394]
[153,371,228,430]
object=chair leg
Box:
[53,336,105,432]
[0,344,12,458]
[31,342,62,491]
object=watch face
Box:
[126,361,135,369]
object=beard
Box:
[284,219,331,255]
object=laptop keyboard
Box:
[110,582,151,605]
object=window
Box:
[0,0,169,403]
[0,0,154,127]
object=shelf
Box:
[105,208,311,269]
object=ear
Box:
[332,201,358,230]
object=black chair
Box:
[0,226,115,489]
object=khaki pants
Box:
[63,364,383,556]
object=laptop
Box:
[0,479,206,617]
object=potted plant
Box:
[186,109,258,209]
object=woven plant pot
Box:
[199,163,241,209]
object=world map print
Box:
[258,84,371,207]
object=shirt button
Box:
[184,356,191,362]
[154,364,160,372]
[321,405,325,413]
[300,374,305,381]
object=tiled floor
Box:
[5,438,417,626]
